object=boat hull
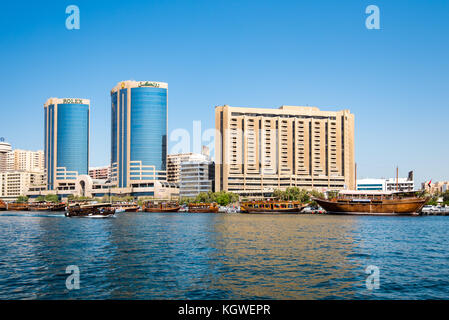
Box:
[189,208,219,213]
[144,207,180,212]
[29,206,51,211]
[114,206,141,212]
[241,206,306,214]
[7,204,29,211]
[51,204,67,211]
[314,198,427,215]
[66,207,115,217]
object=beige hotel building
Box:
[215,105,355,198]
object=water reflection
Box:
[208,215,360,299]
[1,212,449,299]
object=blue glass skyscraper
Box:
[44,98,90,190]
[111,81,167,188]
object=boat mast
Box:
[396,166,399,191]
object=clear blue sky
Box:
[0,0,448,185]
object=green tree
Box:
[36,195,45,202]
[442,191,449,205]
[426,196,438,206]
[44,194,59,203]
[16,195,29,203]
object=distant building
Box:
[26,176,178,201]
[44,97,90,191]
[9,149,44,172]
[167,153,196,183]
[357,172,414,192]
[167,147,211,184]
[423,181,449,194]
[215,105,355,199]
[0,171,45,200]
[179,153,214,198]
[0,139,12,172]
[89,166,111,180]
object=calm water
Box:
[0,211,448,300]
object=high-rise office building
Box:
[215,105,355,198]
[110,80,168,188]
[44,98,90,190]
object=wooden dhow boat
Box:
[143,201,180,212]
[28,202,66,212]
[0,200,6,211]
[65,203,115,217]
[113,203,140,212]
[50,203,66,211]
[28,202,51,211]
[188,203,219,213]
[7,202,29,211]
[313,190,429,216]
[240,200,306,214]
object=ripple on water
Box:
[0,213,449,299]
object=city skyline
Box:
[1,0,448,185]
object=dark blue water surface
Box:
[0,212,448,299]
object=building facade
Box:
[0,171,45,200]
[0,139,12,172]
[357,177,414,192]
[89,166,111,180]
[44,98,90,190]
[9,149,44,172]
[110,81,168,192]
[423,181,449,194]
[179,153,214,198]
[215,105,355,198]
[167,153,195,183]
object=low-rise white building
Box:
[179,153,214,198]
[357,176,414,192]
[0,171,45,200]
[26,175,179,201]
[89,166,111,180]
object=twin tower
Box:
[44,80,168,191]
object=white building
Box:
[167,153,197,183]
[26,175,179,201]
[0,140,12,172]
[0,171,45,200]
[179,153,214,198]
[357,176,414,192]
[0,143,45,174]
[9,149,44,172]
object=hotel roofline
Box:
[44,98,90,108]
[111,80,168,93]
[215,105,352,117]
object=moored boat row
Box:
[0,190,431,216]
